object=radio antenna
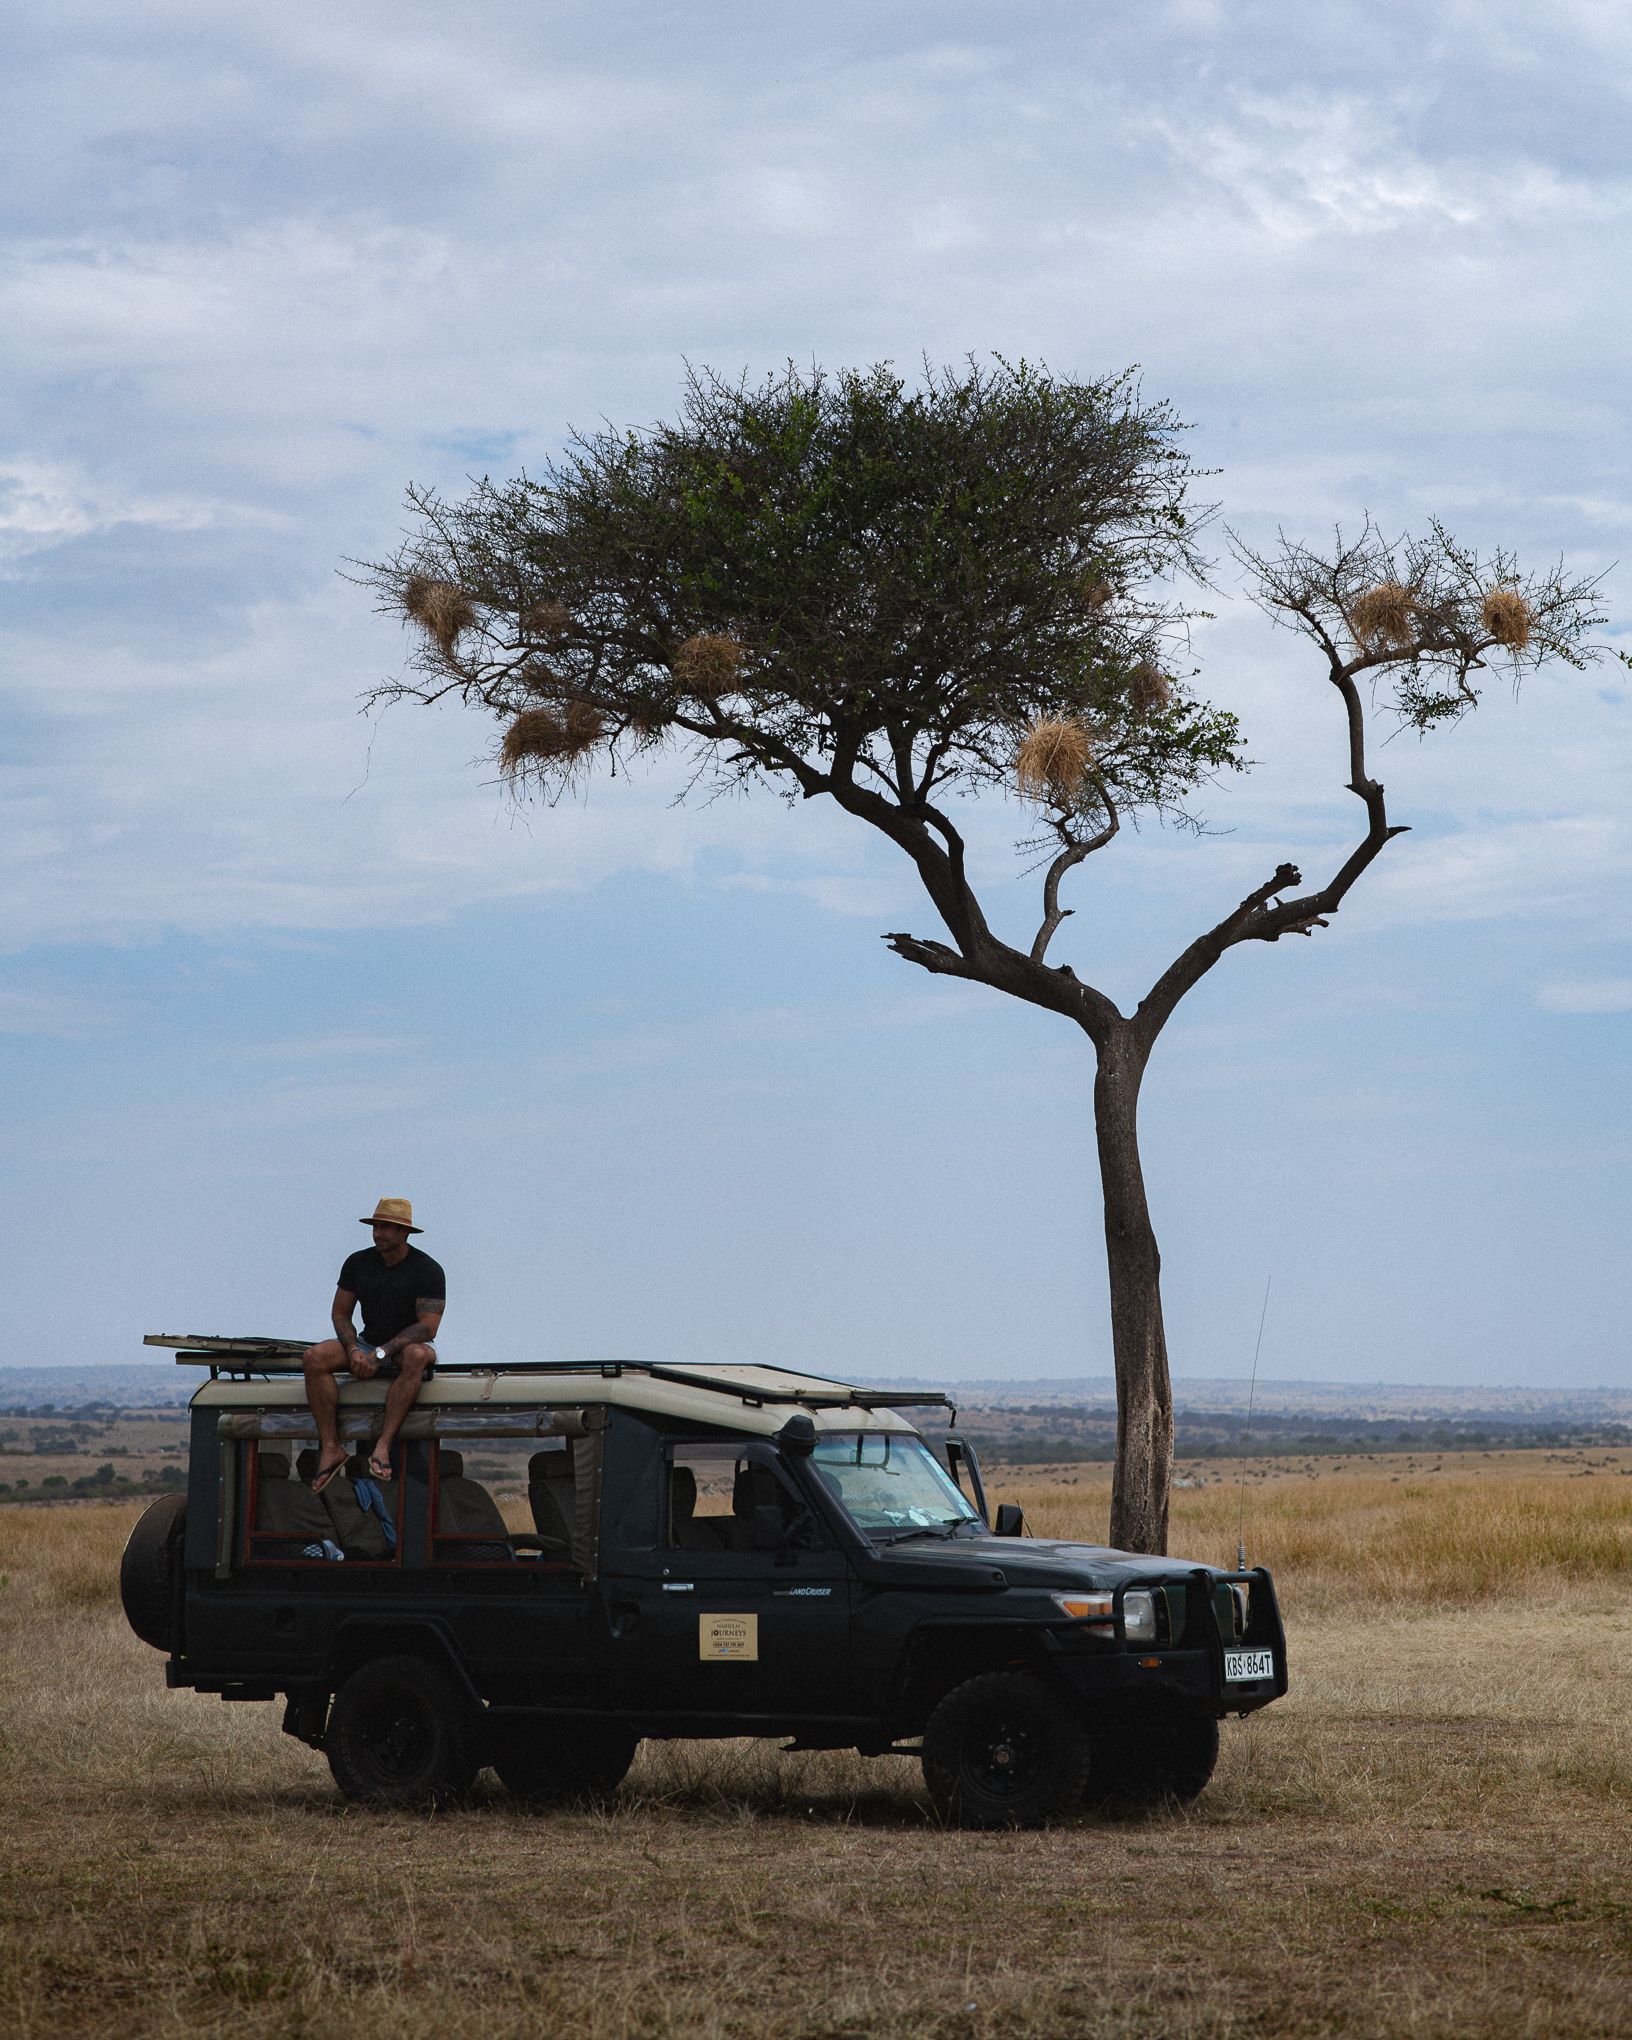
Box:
[1236,1274,1272,1571]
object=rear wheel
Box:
[921,1671,1089,1829]
[1083,1709,1219,1810]
[326,1655,479,1808]
[491,1720,638,1806]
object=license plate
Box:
[1224,1647,1274,1683]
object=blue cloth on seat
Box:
[352,1478,398,1552]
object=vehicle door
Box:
[619,1438,855,1721]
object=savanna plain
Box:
[2,1450,1629,2040]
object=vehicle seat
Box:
[435,1449,512,1560]
[526,1448,575,1557]
[253,1451,332,1542]
[289,1444,391,1550]
[719,1460,783,1550]
[668,1464,725,1551]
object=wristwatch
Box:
[373,1347,387,1363]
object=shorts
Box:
[354,1343,436,1378]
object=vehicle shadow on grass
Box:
[130,1742,1196,1833]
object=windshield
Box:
[809,1432,982,1540]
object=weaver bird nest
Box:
[402,576,477,655]
[1128,661,1172,717]
[1016,718,1095,803]
[499,700,606,774]
[1349,581,1418,651]
[1481,587,1534,651]
[672,633,747,696]
[522,598,571,643]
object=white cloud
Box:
[1537,978,1632,1014]
[0,986,123,1037]
[0,458,264,561]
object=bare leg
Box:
[302,1341,351,1478]
[375,1344,432,1465]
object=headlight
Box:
[1051,1588,1159,1645]
[1122,1589,1158,1644]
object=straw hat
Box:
[360,1197,423,1235]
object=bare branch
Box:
[1030,799,1119,963]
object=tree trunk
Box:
[1093,1030,1172,1554]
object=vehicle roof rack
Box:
[143,1336,954,1414]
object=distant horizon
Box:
[3,1359,1626,1412]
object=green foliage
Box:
[366,358,1243,826]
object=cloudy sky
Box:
[3,1,1628,1389]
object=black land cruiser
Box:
[121,1342,1287,1827]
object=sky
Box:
[2,0,1628,1389]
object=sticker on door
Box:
[699,1613,758,1661]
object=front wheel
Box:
[921,1671,1089,1829]
[326,1655,479,1808]
[491,1720,638,1806]
[1083,1710,1219,1811]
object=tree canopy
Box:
[368,359,1244,836]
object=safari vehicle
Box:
[121,1341,1287,1827]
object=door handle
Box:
[661,1582,695,1594]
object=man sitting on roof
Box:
[302,1198,445,1493]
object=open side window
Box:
[427,1415,600,1573]
[663,1440,828,1555]
[240,1440,402,1568]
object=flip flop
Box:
[367,1453,393,1481]
[309,1454,347,1495]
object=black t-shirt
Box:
[338,1245,447,1348]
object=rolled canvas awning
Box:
[215,1406,596,1442]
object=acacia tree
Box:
[363,359,1602,1553]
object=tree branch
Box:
[1030,798,1119,963]
[1132,654,1407,1049]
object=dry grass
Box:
[2,1457,1630,2038]
[1008,1457,1632,1616]
[1015,718,1094,803]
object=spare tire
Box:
[120,1493,187,1651]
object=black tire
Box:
[119,1493,187,1651]
[325,1655,480,1809]
[490,1720,638,1806]
[921,1671,1090,1829]
[1083,1710,1220,1811]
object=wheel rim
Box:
[359,1694,436,1782]
[965,1713,1043,1800]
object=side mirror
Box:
[750,1503,785,1551]
[777,1413,816,1456]
[993,1504,1025,1538]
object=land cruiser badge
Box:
[699,1614,758,1661]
